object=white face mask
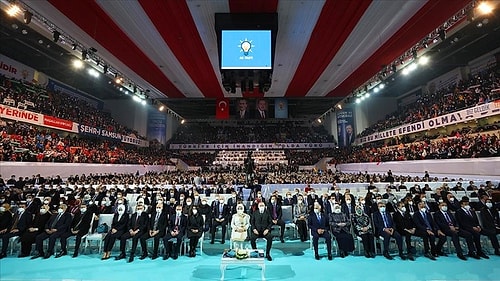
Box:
[346,200,351,204]
[0,207,5,212]
[176,211,182,216]
[27,198,32,203]
[201,201,207,205]
[400,207,406,213]
[440,206,448,212]
[486,203,493,208]
[232,195,236,198]
[449,198,455,202]
[40,208,47,215]
[80,208,87,213]
[379,207,386,213]
[18,208,25,213]
[180,197,185,201]
[258,207,265,213]
[237,209,244,214]
[334,208,341,214]
[195,196,199,199]
[420,208,427,212]
[314,208,320,214]
[463,205,471,211]
[156,208,162,213]
[58,208,64,214]
[270,200,275,204]
[192,209,198,215]
[408,201,413,205]
[219,200,224,204]
[117,200,123,205]
[298,199,303,203]
[186,201,192,206]
[136,210,143,216]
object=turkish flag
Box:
[215,98,229,119]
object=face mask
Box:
[440,206,448,212]
[195,196,199,199]
[258,207,265,213]
[27,198,32,203]
[449,198,455,202]
[486,202,493,208]
[376,199,382,203]
[170,193,175,196]
[186,201,192,206]
[408,201,413,205]
[18,208,25,213]
[0,207,5,212]
[314,208,320,214]
[237,209,244,214]
[176,211,182,216]
[287,195,291,199]
[421,198,427,202]
[80,207,87,213]
[360,200,365,205]
[156,208,162,213]
[117,200,123,205]
[400,207,406,213]
[232,195,236,198]
[420,208,427,212]
[257,194,262,198]
[379,207,386,213]
[40,208,47,215]
[180,197,185,201]
[219,200,224,204]
[463,205,471,211]
[118,209,125,215]
[58,208,64,214]
[270,200,275,204]
[192,209,198,215]
[117,195,122,198]
[346,200,351,204]
[334,208,341,214]
[298,199,303,203]
[106,193,111,197]
[202,201,207,205]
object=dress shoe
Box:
[266,255,272,261]
[340,251,345,258]
[424,253,436,261]
[369,252,376,258]
[115,253,126,260]
[315,254,320,260]
[457,253,467,260]
[139,254,148,260]
[328,255,333,260]
[128,255,134,263]
[468,252,480,260]
[72,252,78,258]
[210,240,215,244]
[0,253,6,259]
[31,253,43,259]
[383,252,394,260]
[43,252,52,259]
[364,251,370,258]
[399,253,407,260]
[151,255,158,260]
[494,250,500,256]
[172,255,178,260]
[280,239,285,243]
[55,251,67,258]
[478,252,489,259]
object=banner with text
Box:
[47,79,103,109]
[169,143,336,150]
[147,111,167,144]
[0,104,78,133]
[78,124,148,147]
[336,108,355,147]
[0,54,36,82]
[358,100,500,144]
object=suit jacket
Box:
[128,212,149,234]
[45,212,72,233]
[186,214,204,238]
[0,211,13,231]
[12,211,32,234]
[308,212,329,236]
[167,214,187,236]
[433,211,458,232]
[267,203,282,220]
[111,213,129,232]
[148,211,168,234]
[393,210,416,235]
[480,207,500,231]
[72,211,93,235]
[341,203,355,218]
[373,211,395,235]
[455,208,480,232]
[212,203,230,221]
[412,210,437,232]
[324,201,336,215]
[250,210,272,232]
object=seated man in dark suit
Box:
[434,201,475,260]
[480,198,500,255]
[57,202,94,258]
[140,202,167,260]
[267,195,285,243]
[0,202,31,259]
[163,205,186,260]
[250,202,273,261]
[412,201,439,260]
[308,203,332,260]
[32,204,72,259]
[392,201,417,261]
[116,204,149,262]
[455,197,489,259]
[373,202,406,260]
[210,197,230,244]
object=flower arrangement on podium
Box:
[235,248,249,260]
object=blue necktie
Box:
[422,212,431,229]
[382,213,389,228]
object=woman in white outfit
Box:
[230,204,250,249]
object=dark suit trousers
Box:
[163,232,183,256]
[436,229,473,255]
[296,220,307,241]
[103,230,125,252]
[0,232,20,254]
[271,219,285,239]
[21,231,42,256]
[211,219,227,242]
[414,229,436,254]
[120,231,142,255]
[379,230,403,253]
[360,233,375,253]
[481,228,500,250]
[140,232,163,255]
[311,231,332,255]
[59,232,85,253]
[35,231,66,254]
[250,231,273,255]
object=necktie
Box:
[51,213,61,229]
[134,215,139,229]
[175,216,180,226]
[11,213,20,230]
[154,213,160,230]
[273,205,277,219]
[444,212,452,224]
[261,111,265,118]
[422,212,431,229]
[467,210,472,217]
[382,213,389,228]
[317,214,321,222]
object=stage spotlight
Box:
[181,119,185,124]
[23,11,32,24]
[379,83,385,89]
[477,2,493,15]
[419,56,429,65]
[52,30,60,42]
[159,105,165,111]
[355,98,361,104]
[7,5,20,16]
[72,59,83,69]
[336,104,342,110]
[317,118,322,123]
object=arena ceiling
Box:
[1,0,499,119]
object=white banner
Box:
[169,142,336,150]
[0,104,43,126]
[0,54,36,82]
[358,100,500,144]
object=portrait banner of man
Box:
[336,108,355,147]
[255,99,268,119]
[235,98,252,119]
